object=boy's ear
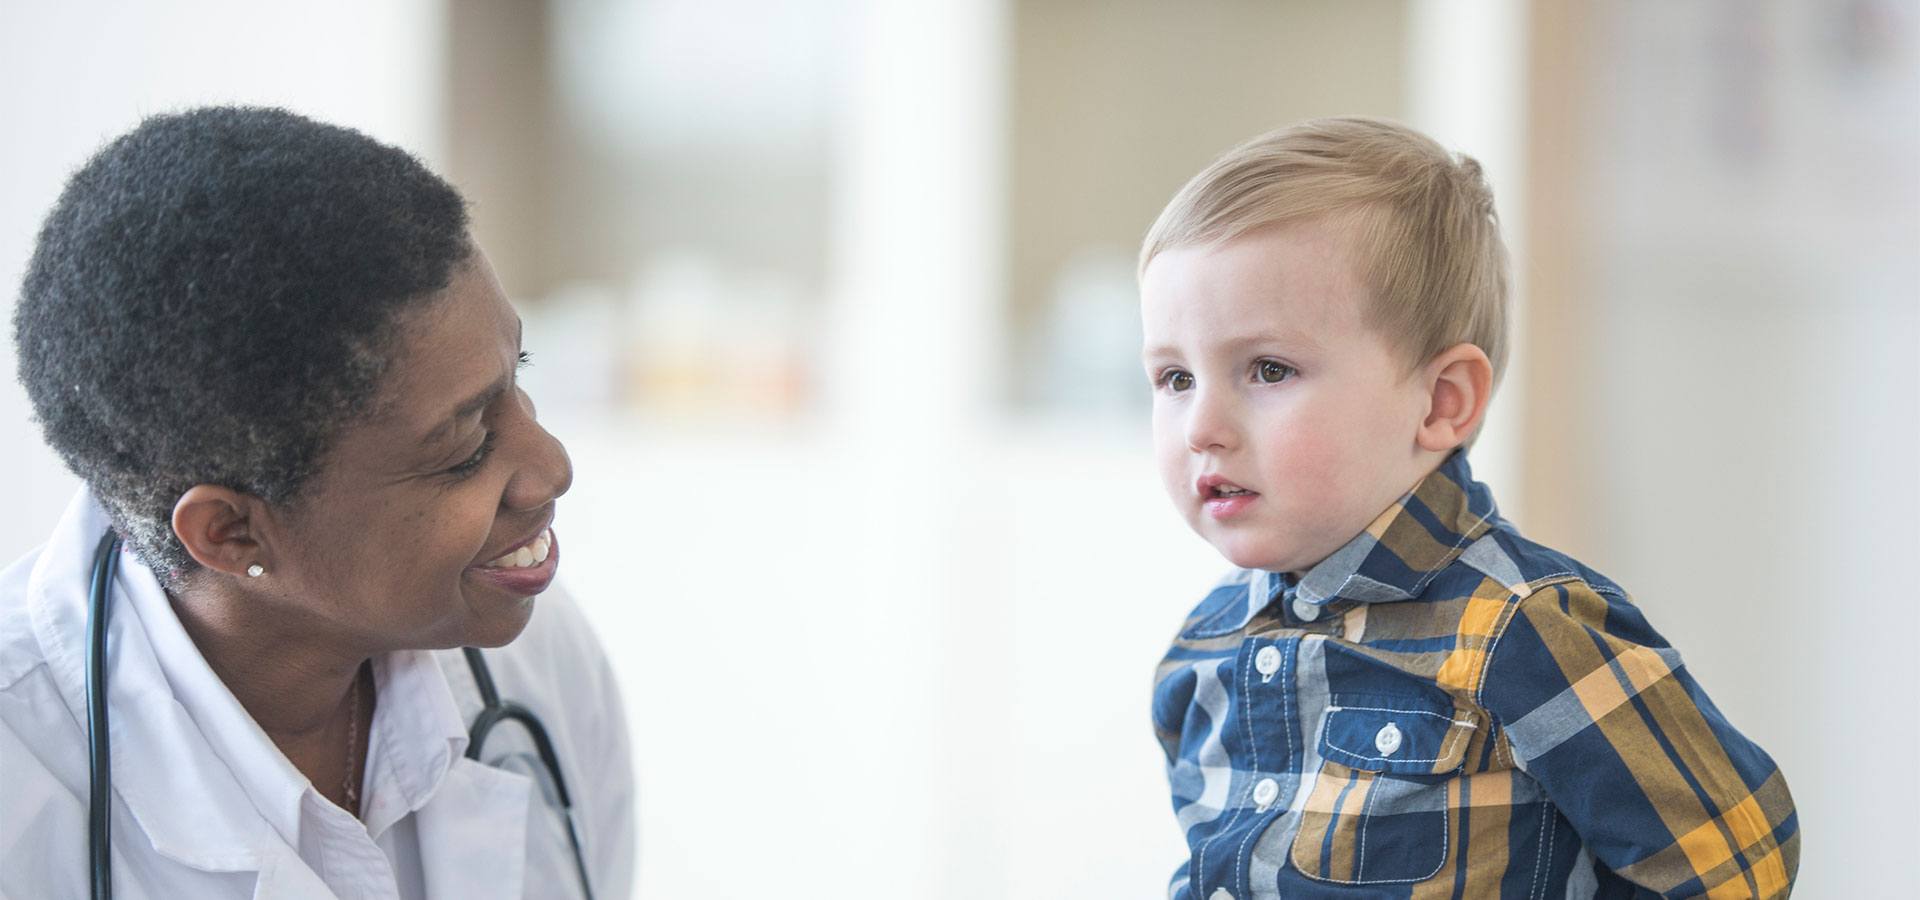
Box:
[1416,342,1494,453]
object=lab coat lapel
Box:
[414,756,532,900]
[24,492,292,881]
[247,850,338,899]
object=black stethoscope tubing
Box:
[85,532,594,900]
[86,532,118,900]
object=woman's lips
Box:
[467,528,560,596]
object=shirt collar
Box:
[1290,449,1502,608]
[358,648,471,840]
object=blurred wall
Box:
[1524,3,1919,894]
[1007,0,1407,412]
[0,0,446,566]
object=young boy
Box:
[1142,118,1797,899]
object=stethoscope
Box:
[85,532,595,900]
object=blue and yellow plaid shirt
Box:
[1152,452,1798,898]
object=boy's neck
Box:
[1289,448,1459,580]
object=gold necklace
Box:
[342,663,367,817]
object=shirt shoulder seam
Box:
[1470,572,1588,709]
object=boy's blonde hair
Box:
[1141,116,1510,387]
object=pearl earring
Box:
[246,564,265,578]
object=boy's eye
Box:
[1159,369,1195,392]
[1254,359,1297,384]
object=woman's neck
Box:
[166,581,374,810]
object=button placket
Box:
[1253,645,1282,684]
[1252,777,1280,812]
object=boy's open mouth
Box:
[1197,474,1255,495]
[1197,475,1259,516]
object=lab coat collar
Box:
[22,490,474,892]
[26,490,296,877]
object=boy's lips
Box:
[1197,474,1260,520]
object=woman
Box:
[1,107,634,899]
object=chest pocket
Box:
[1290,696,1480,885]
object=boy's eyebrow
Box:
[1223,329,1324,354]
[1142,330,1324,360]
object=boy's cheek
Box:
[1149,416,1191,496]
[1257,421,1339,487]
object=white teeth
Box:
[485,529,552,569]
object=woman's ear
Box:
[1416,342,1494,453]
[171,486,269,578]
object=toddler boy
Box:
[1143,118,1797,898]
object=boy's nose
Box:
[1184,389,1239,452]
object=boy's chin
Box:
[1211,539,1302,574]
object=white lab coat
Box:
[0,491,636,899]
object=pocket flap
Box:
[1318,697,1479,775]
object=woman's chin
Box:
[461,600,538,649]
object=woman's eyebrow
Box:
[417,320,525,446]
[419,380,506,447]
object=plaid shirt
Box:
[1151,452,1798,898]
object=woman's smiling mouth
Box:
[470,527,559,595]
[483,528,552,569]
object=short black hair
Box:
[13,106,471,581]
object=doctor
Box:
[1,107,634,899]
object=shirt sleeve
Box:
[1478,581,1798,898]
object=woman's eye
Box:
[1254,360,1296,384]
[1159,370,1195,392]
[447,432,497,478]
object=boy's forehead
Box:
[1141,225,1368,338]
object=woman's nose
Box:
[504,393,574,510]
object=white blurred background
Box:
[2,1,1914,897]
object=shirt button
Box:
[1210,889,1235,900]
[1292,598,1320,622]
[1254,645,1282,678]
[1375,722,1403,756]
[1252,777,1280,809]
